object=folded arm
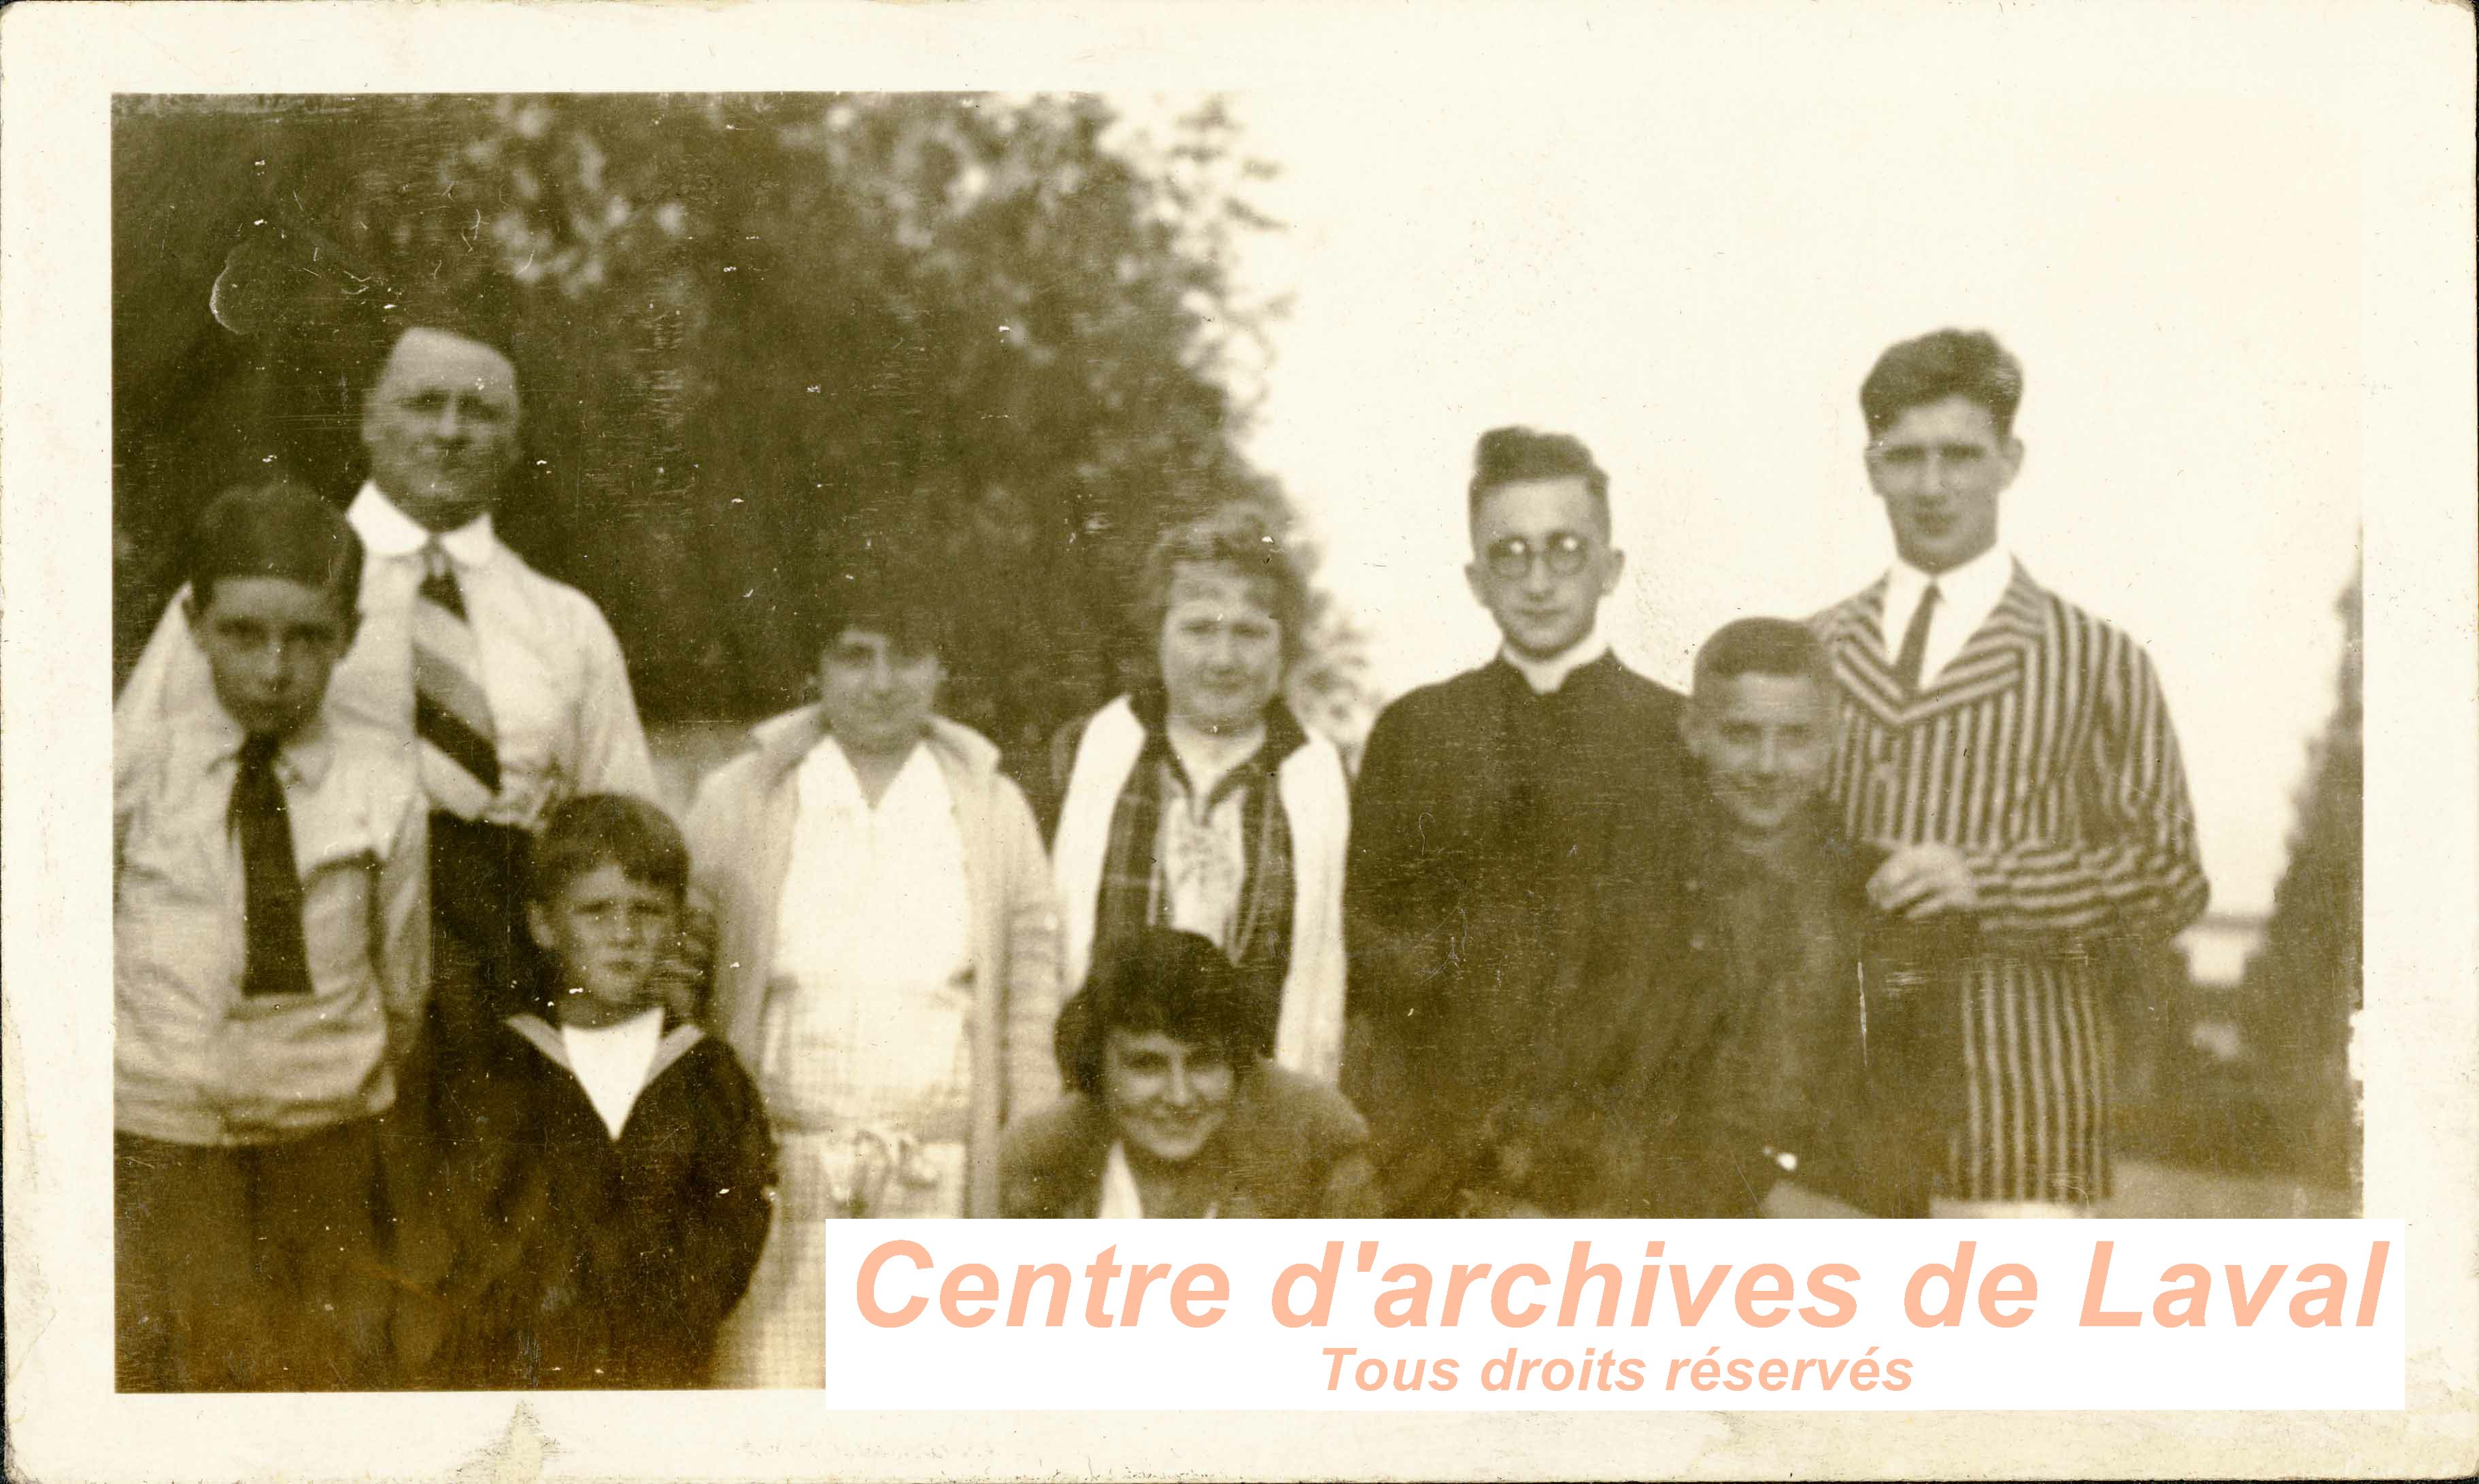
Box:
[1878,639,2209,947]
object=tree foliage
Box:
[114,92,1370,776]
[2238,562,2363,1189]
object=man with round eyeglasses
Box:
[1341,426,1696,1217]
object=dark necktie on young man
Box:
[1893,582,1942,695]
[232,732,314,1000]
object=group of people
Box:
[112,310,2209,1394]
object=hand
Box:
[1868,844,1981,919]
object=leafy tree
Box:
[113,92,1366,781]
[2237,561,2363,1191]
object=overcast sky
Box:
[1198,85,2359,919]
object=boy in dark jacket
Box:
[437,794,773,1389]
[1523,618,1963,1219]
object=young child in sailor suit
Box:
[435,794,773,1390]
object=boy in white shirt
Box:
[114,477,427,1391]
[433,794,773,1389]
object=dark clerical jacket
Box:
[1340,652,1693,1215]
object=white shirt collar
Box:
[1098,1141,1147,1219]
[1096,1139,1219,1219]
[173,704,334,790]
[1887,541,2012,624]
[346,482,500,569]
[1882,543,2015,683]
[558,1006,667,1140]
[1500,622,1613,696]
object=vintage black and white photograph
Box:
[101,82,2361,1394]
[7,1,2472,1479]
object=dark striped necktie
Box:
[231,733,314,998]
[414,540,501,817]
[1892,581,1942,696]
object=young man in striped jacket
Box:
[1813,328,2210,1216]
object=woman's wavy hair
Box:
[1129,501,1310,673]
[1053,927,1275,1099]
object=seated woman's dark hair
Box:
[1053,928,1275,1098]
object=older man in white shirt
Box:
[117,321,659,1047]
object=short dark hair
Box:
[1467,426,1610,525]
[526,793,690,907]
[805,562,953,663]
[187,475,362,618]
[1053,928,1274,1099]
[387,278,520,366]
[1691,617,1836,704]
[1131,502,1310,670]
[349,291,526,409]
[1859,328,2025,439]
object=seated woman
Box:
[686,567,1060,1387]
[1001,927,1377,1219]
[1047,505,1350,1083]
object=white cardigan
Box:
[1051,696,1351,1083]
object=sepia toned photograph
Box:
[7,2,2469,1479]
[104,84,2360,1396]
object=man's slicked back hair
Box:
[1859,328,2025,439]
[1466,426,1610,525]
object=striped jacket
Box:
[1812,562,2209,1203]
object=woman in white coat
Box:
[1046,505,1349,1083]
[689,573,1058,1386]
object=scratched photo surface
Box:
[103,88,2361,1397]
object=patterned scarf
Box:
[1090,689,1306,1048]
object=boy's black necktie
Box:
[231,733,314,998]
[1893,581,1941,696]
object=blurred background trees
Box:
[2236,562,2362,1192]
[2112,560,2361,1208]
[114,92,1375,786]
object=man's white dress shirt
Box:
[116,482,658,828]
[1878,543,2015,690]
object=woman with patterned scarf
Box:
[1047,505,1350,1084]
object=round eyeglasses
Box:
[1483,533,1594,580]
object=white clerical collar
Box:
[1500,624,1613,695]
[1886,542,2013,627]
[347,482,500,569]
